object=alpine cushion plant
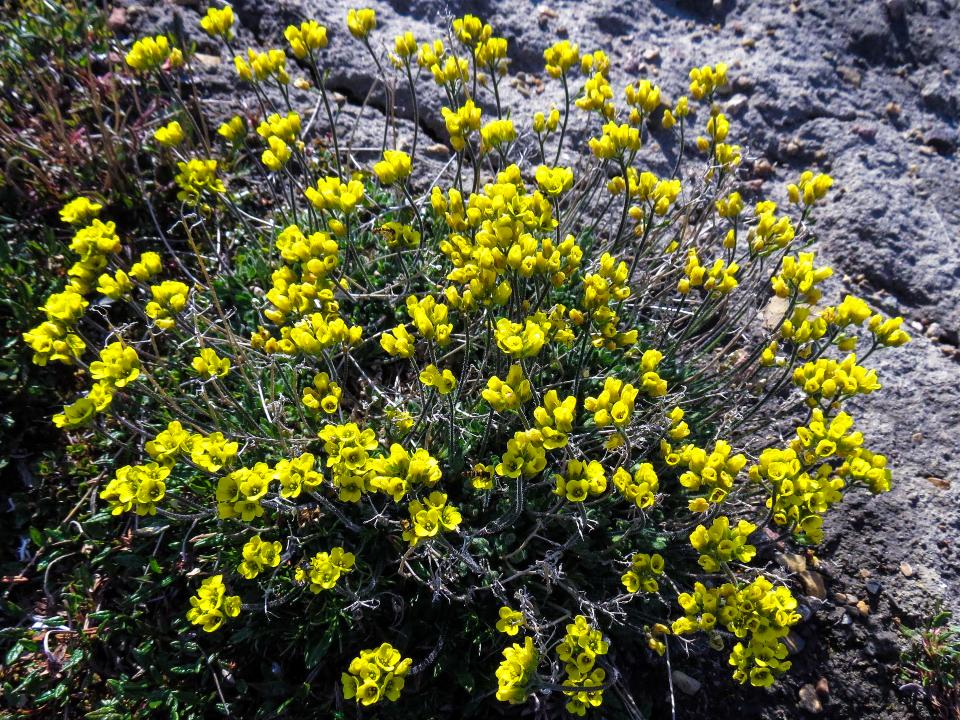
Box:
[21,5,912,716]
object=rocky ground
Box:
[118,0,960,716]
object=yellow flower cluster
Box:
[577,72,615,119]
[319,422,378,502]
[200,5,235,40]
[749,201,796,254]
[217,462,272,521]
[554,459,606,502]
[624,79,662,122]
[619,170,682,222]
[174,159,226,205]
[126,35,181,72]
[689,516,757,572]
[295,546,355,592]
[534,165,574,196]
[275,453,323,498]
[480,118,516,154]
[191,348,231,378]
[51,341,140,428]
[257,112,301,171]
[793,353,880,404]
[495,636,538,704]
[496,429,547,479]
[589,122,639,160]
[341,643,411,706]
[238,535,282,579]
[772,252,833,304]
[557,616,609,716]
[401,491,462,546]
[612,463,659,509]
[585,377,638,428]
[419,40,470,88]
[434,165,567,311]
[621,552,665,593]
[369,443,442,501]
[405,294,453,345]
[217,115,245,143]
[284,20,328,58]
[688,62,728,100]
[441,100,482,151]
[678,248,739,295]
[530,390,574,450]
[100,462,169,516]
[749,447,843,543]
[673,576,799,687]
[482,365,532,412]
[543,39,579,78]
[669,439,748,510]
[301,372,342,414]
[146,280,190,330]
[186,575,241,632]
[59,196,102,224]
[255,223,361,355]
[787,171,833,207]
[154,120,185,147]
[373,150,412,185]
[419,364,457,394]
[346,8,377,40]
[577,252,637,349]
[234,48,288,85]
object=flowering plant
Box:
[23,6,909,716]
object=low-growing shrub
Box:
[16,5,912,717]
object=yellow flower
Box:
[419,364,457,394]
[554,459,606,502]
[238,534,282,579]
[200,5,234,39]
[262,136,291,171]
[496,607,526,636]
[284,20,328,58]
[59,197,102,225]
[479,118,516,154]
[543,39,579,78]
[373,150,412,185]
[787,170,833,206]
[154,120,185,147]
[534,165,574,196]
[145,280,190,330]
[688,62,728,99]
[341,644,411,706]
[174,159,226,204]
[186,575,241,632]
[442,100,482,151]
[347,8,376,39]
[191,348,231,378]
[125,35,175,72]
[217,116,246,142]
[621,553,665,593]
[90,341,140,388]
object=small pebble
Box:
[798,684,823,714]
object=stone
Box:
[671,670,701,695]
[866,631,900,661]
[798,684,823,714]
[816,677,830,698]
[776,552,807,573]
[899,562,914,577]
[784,630,806,655]
[107,6,127,30]
[797,570,828,599]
